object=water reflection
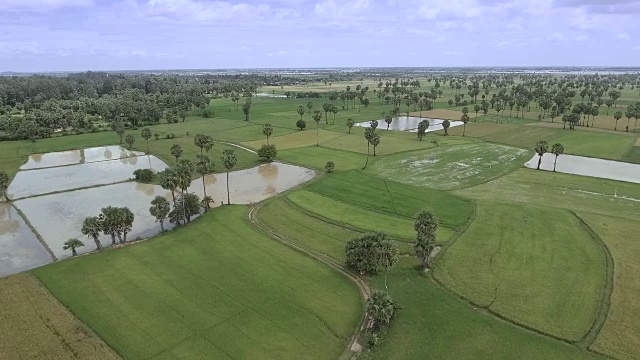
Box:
[353,116,464,133]
[525,154,640,184]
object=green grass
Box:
[434,202,606,341]
[455,168,640,221]
[371,143,531,190]
[366,259,602,360]
[579,213,640,360]
[305,170,474,229]
[480,126,562,149]
[550,131,635,160]
[33,206,362,360]
[278,146,369,171]
[622,144,640,164]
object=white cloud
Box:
[0,0,93,11]
[0,41,43,55]
[145,0,271,21]
[414,0,481,20]
[314,0,369,18]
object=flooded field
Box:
[0,203,53,277]
[526,154,640,184]
[20,145,144,170]
[354,116,464,132]
[12,162,314,260]
[8,155,167,199]
[256,93,288,98]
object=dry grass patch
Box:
[0,273,119,359]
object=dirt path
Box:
[247,203,371,359]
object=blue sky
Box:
[0,0,639,71]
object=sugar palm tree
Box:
[551,143,564,172]
[221,149,237,205]
[534,140,548,170]
[170,144,183,163]
[347,118,355,134]
[81,216,102,250]
[461,114,470,136]
[195,154,212,210]
[262,123,273,145]
[384,115,392,130]
[63,238,84,256]
[297,106,305,120]
[313,110,322,146]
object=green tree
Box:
[99,206,119,245]
[242,99,252,121]
[81,216,103,250]
[306,101,313,115]
[322,103,332,124]
[551,143,564,172]
[125,134,135,149]
[262,123,273,145]
[366,291,400,332]
[363,127,375,169]
[442,119,451,136]
[345,232,394,275]
[370,133,381,156]
[149,196,171,230]
[63,238,84,257]
[221,149,237,205]
[325,161,335,173]
[296,119,306,130]
[111,120,125,144]
[170,144,183,162]
[119,207,135,243]
[257,144,277,161]
[141,128,152,153]
[313,110,322,146]
[297,106,305,120]
[169,193,201,224]
[0,171,9,201]
[347,118,355,134]
[534,140,548,170]
[195,154,213,210]
[194,134,214,153]
[414,211,437,270]
[461,114,470,136]
[384,115,393,130]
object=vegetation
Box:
[257,144,277,161]
[133,168,155,182]
[62,238,84,256]
[414,211,438,270]
[221,149,237,205]
[324,160,335,173]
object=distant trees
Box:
[551,143,564,172]
[111,120,125,144]
[149,196,171,230]
[384,115,392,130]
[221,149,237,205]
[242,99,252,121]
[63,238,84,257]
[414,211,437,270]
[141,128,152,153]
[534,140,548,170]
[363,127,375,169]
[297,106,305,120]
[125,134,135,149]
[0,171,9,201]
[322,103,332,124]
[262,123,273,145]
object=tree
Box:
[312,110,322,146]
[141,128,152,153]
[297,106,305,120]
[170,144,183,162]
[221,149,237,205]
[296,119,306,130]
[242,99,252,121]
[0,171,9,201]
[158,168,180,222]
[414,211,437,270]
[81,216,102,250]
[257,144,277,161]
[366,291,400,332]
[119,207,135,242]
[461,114,470,136]
[370,120,378,130]
[384,115,392,130]
[370,133,381,156]
[322,103,332,124]
[417,120,428,141]
[125,134,135,149]
[99,206,120,245]
[363,127,375,169]
[111,120,125,144]
[442,119,451,136]
[169,193,201,224]
[149,196,171,230]
[262,123,273,145]
[195,154,212,210]
[325,161,335,173]
[63,238,84,256]
[534,140,548,170]
[551,143,564,172]
[306,101,313,116]
[378,237,398,289]
[194,134,214,153]
[345,232,395,275]
[347,118,355,134]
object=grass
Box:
[622,144,640,163]
[33,206,362,360]
[434,202,606,341]
[371,143,531,190]
[278,146,369,171]
[241,128,344,150]
[579,213,640,360]
[550,131,635,160]
[0,273,119,359]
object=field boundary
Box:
[11,203,57,261]
[248,203,371,359]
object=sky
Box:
[0,0,639,72]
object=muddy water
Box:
[0,203,53,277]
[19,145,144,171]
[14,183,174,259]
[13,162,314,260]
[525,154,640,184]
[8,155,168,199]
[354,116,464,132]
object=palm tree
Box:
[461,114,470,136]
[551,143,564,172]
[366,291,399,331]
[306,101,313,115]
[0,171,9,202]
[195,154,212,210]
[442,119,451,136]
[194,134,214,153]
[417,120,428,141]
[534,140,548,170]
[384,115,392,130]
[63,238,84,256]
[170,144,183,163]
[297,106,305,120]
[347,118,355,134]
[149,196,170,230]
[362,127,375,169]
[221,149,237,205]
[370,133,381,156]
[262,123,273,145]
[81,216,102,250]
[313,110,322,146]
[141,128,152,153]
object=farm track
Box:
[248,203,371,359]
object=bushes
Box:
[164,133,176,139]
[133,169,155,182]
[257,144,278,161]
[325,161,335,173]
[296,119,306,130]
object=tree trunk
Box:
[463,124,466,137]
[72,248,77,256]
[226,171,231,205]
[537,155,542,170]
[316,123,319,146]
[93,236,101,250]
[554,156,558,172]
[362,145,370,170]
[202,176,208,211]
[160,220,164,231]
[111,234,116,245]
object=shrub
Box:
[325,161,335,173]
[296,119,306,130]
[257,144,277,161]
[133,169,155,182]
[154,133,160,140]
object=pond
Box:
[525,154,640,184]
[12,162,315,260]
[256,93,288,98]
[354,116,464,132]
[19,145,144,170]
[8,155,168,199]
[0,203,53,277]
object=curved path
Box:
[248,203,371,358]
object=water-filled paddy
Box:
[19,145,144,171]
[8,155,167,199]
[0,203,53,277]
[354,116,463,132]
[525,154,640,184]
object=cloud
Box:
[553,0,640,13]
[0,41,43,55]
[314,0,369,18]
[414,0,482,20]
[0,0,93,11]
[144,0,271,21]
[266,50,287,56]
